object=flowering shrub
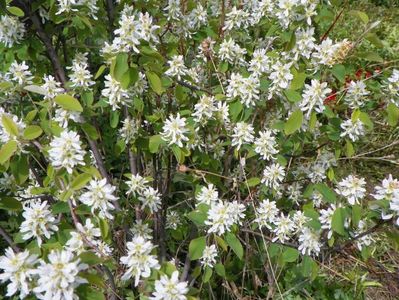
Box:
[0,0,398,299]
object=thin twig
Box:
[0,225,20,252]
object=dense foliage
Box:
[0,0,398,299]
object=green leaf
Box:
[0,197,22,211]
[172,145,185,164]
[352,205,361,228]
[70,173,92,190]
[11,155,29,185]
[189,236,206,260]
[146,71,163,95]
[314,183,337,203]
[246,177,260,187]
[79,252,103,265]
[7,6,24,17]
[77,285,105,300]
[98,218,109,240]
[0,141,18,164]
[215,236,228,252]
[349,10,369,24]
[282,247,299,263]
[345,139,355,157]
[332,65,346,82]
[54,94,83,112]
[331,207,346,236]
[284,90,302,103]
[215,263,226,277]
[149,135,164,153]
[300,256,319,280]
[81,123,99,140]
[225,232,243,260]
[23,125,43,140]
[284,110,303,135]
[94,65,106,79]
[290,71,306,90]
[229,100,243,122]
[2,115,19,136]
[24,85,46,95]
[358,52,383,63]
[110,110,119,128]
[187,208,208,226]
[51,202,70,214]
[359,112,373,130]
[203,266,213,283]
[112,53,129,81]
[387,103,399,126]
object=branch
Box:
[176,80,213,95]
[320,1,347,42]
[104,0,115,39]
[0,225,20,252]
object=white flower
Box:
[261,163,285,189]
[188,4,207,29]
[335,175,366,205]
[139,187,162,213]
[8,61,33,86]
[0,15,25,48]
[164,0,181,21]
[131,220,153,240]
[161,113,189,147]
[193,95,217,124]
[254,199,280,229]
[254,130,278,160]
[354,220,374,251]
[125,174,149,197]
[311,190,324,208]
[68,58,95,89]
[218,38,247,65]
[20,201,58,247]
[298,227,321,256]
[120,235,160,286]
[138,12,160,43]
[299,80,332,118]
[231,122,255,149]
[373,174,399,202]
[293,211,310,233]
[249,48,271,76]
[205,201,234,235]
[65,219,101,254]
[226,73,260,107]
[345,81,369,108]
[79,178,119,219]
[102,74,131,110]
[113,12,141,53]
[42,75,64,100]
[48,130,86,174]
[56,0,78,15]
[319,204,336,239]
[165,55,188,80]
[150,271,188,300]
[272,213,295,242]
[340,118,366,142]
[229,201,246,225]
[33,249,88,300]
[196,184,219,206]
[384,69,399,105]
[268,60,293,96]
[166,211,182,230]
[201,245,218,268]
[223,7,250,31]
[54,108,83,128]
[293,27,316,59]
[0,248,38,299]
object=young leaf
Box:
[189,236,206,260]
[0,140,18,164]
[225,232,244,260]
[2,115,19,136]
[284,110,303,135]
[146,71,163,95]
[54,94,83,112]
[149,135,164,153]
[23,125,43,140]
[331,207,346,236]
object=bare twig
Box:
[0,225,20,252]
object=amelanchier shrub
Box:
[0,0,398,299]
